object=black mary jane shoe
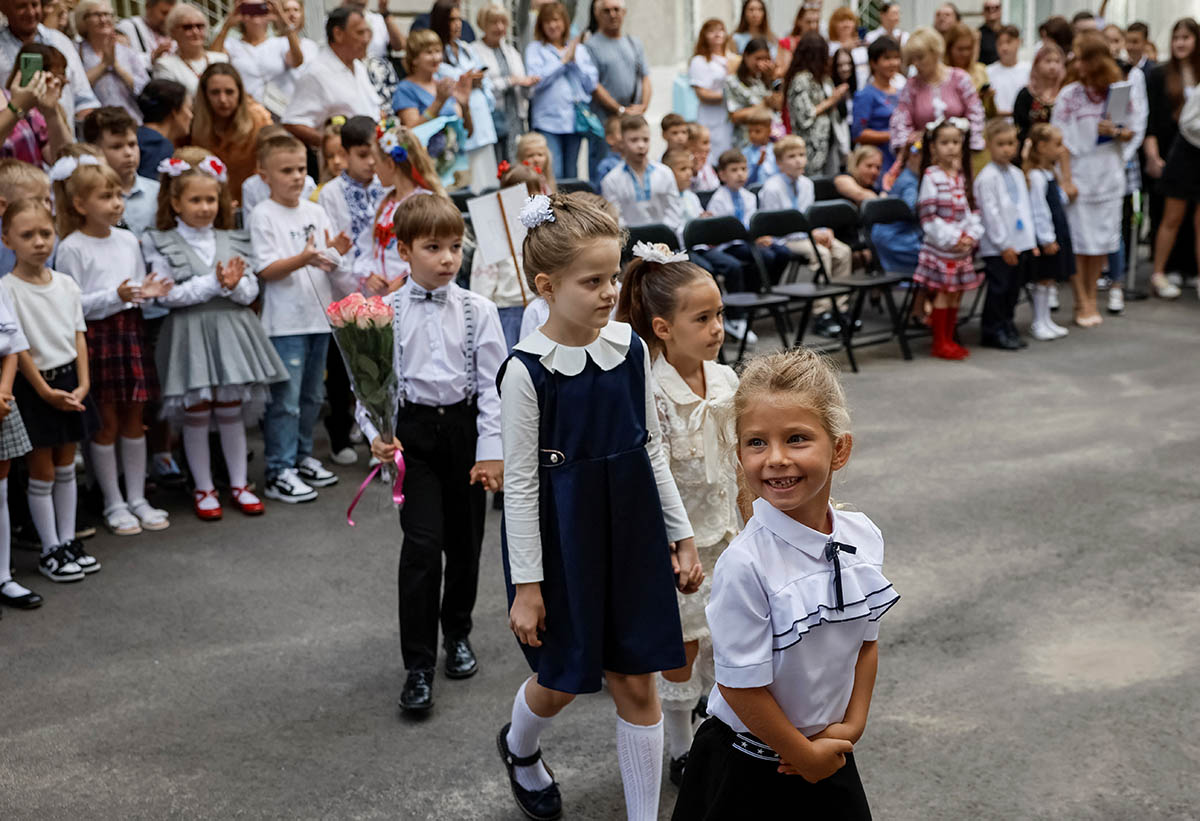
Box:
[668,752,688,787]
[981,332,1021,351]
[0,583,43,609]
[497,723,563,821]
[444,637,479,679]
[398,669,434,713]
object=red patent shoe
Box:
[230,486,265,516]
[193,488,223,520]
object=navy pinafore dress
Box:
[1034,174,1076,283]
[500,330,686,695]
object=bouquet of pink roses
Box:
[326,293,399,484]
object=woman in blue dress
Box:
[873,137,923,275]
[851,35,904,172]
[496,192,701,821]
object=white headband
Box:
[48,155,101,183]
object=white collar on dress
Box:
[752,497,839,560]
[651,356,725,406]
[174,218,214,243]
[514,321,631,376]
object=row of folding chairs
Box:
[450,177,596,212]
[624,197,924,370]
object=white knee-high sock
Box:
[27,477,58,554]
[658,672,702,760]
[506,678,555,791]
[119,435,147,503]
[0,477,30,596]
[90,442,125,510]
[53,465,76,546]
[214,406,247,489]
[616,715,664,821]
[183,409,213,492]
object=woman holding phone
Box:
[211,0,313,117]
[1,44,72,167]
[429,0,496,192]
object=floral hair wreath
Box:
[375,118,410,165]
[925,116,970,136]
[48,154,101,182]
[631,241,688,265]
[519,194,555,229]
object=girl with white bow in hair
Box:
[615,241,742,786]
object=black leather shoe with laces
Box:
[669,752,688,787]
[399,669,434,713]
[497,723,562,821]
[444,637,478,679]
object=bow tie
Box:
[409,287,448,305]
[824,540,858,611]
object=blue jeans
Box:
[538,130,583,181]
[497,305,524,351]
[265,333,329,478]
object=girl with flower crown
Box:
[496,193,701,821]
[142,147,289,520]
[351,118,446,295]
[52,147,174,536]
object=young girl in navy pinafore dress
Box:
[496,193,702,821]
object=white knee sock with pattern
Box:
[52,465,76,546]
[183,409,213,492]
[506,678,555,791]
[616,715,664,821]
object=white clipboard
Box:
[1104,81,1132,125]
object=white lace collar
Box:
[651,356,732,406]
[514,321,631,375]
[753,498,840,560]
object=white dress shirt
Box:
[706,185,758,230]
[758,172,815,242]
[282,46,382,129]
[706,499,899,736]
[224,36,296,108]
[142,221,259,308]
[353,280,505,462]
[500,322,693,584]
[974,162,1036,256]
[600,161,684,233]
[249,198,354,337]
[151,51,229,96]
[54,228,145,321]
[1027,168,1059,247]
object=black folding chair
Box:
[450,189,473,212]
[807,199,867,252]
[812,175,839,202]
[683,216,791,365]
[697,189,715,210]
[747,182,763,199]
[747,209,857,367]
[622,223,680,263]
[558,178,595,194]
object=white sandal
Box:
[104,503,143,536]
[128,498,170,531]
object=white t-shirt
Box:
[1,271,86,371]
[225,36,293,106]
[281,46,382,129]
[249,197,354,337]
[54,229,146,321]
[0,285,29,357]
[364,9,391,61]
[987,61,1031,116]
[152,51,229,96]
[242,173,317,219]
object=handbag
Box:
[568,71,605,138]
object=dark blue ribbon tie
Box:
[824,540,858,611]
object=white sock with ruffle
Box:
[658,671,702,759]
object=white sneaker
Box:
[264,468,318,503]
[724,319,747,340]
[1030,321,1059,341]
[297,456,338,487]
[745,329,758,345]
[1166,272,1183,287]
[1151,273,1181,299]
[1107,287,1125,314]
[1047,319,1069,338]
[348,423,364,444]
[330,446,358,466]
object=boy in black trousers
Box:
[362,195,505,714]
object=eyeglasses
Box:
[598,7,624,14]
[179,22,205,31]
[86,10,114,19]
[983,4,1001,9]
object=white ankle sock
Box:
[53,465,76,546]
[183,409,213,491]
[90,441,125,511]
[616,715,664,821]
[27,477,58,554]
[506,679,555,791]
[119,436,147,503]
[214,406,248,488]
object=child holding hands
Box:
[673,348,899,819]
[497,193,700,821]
[914,118,983,360]
[1024,123,1072,341]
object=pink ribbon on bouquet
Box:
[346,450,405,526]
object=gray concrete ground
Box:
[2,292,1199,820]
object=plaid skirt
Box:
[0,404,32,461]
[86,309,159,404]
[913,247,983,293]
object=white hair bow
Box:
[519,194,555,229]
[927,115,970,135]
[48,155,100,183]
[197,155,228,183]
[157,157,192,177]
[631,241,688,265]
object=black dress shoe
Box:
[0,583,43,609]
[981,332,1021,350]
[497,723,563,821]
[814,311,843,339]
[399,669,434,713]
[668,753,688,787]
[444,637,478,679]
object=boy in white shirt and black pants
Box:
[974,119,1036,350]
[600,115,684,234]
[250,134,356,501]
[364,194,505,714]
